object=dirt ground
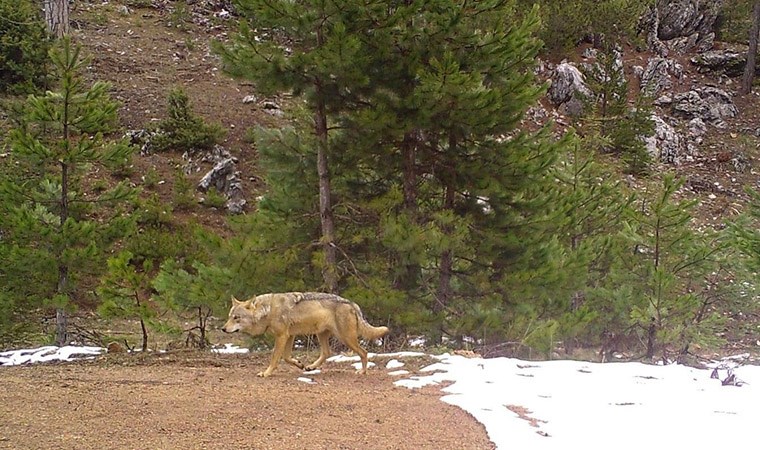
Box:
[0,351,495,450]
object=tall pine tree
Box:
[206,1,571,344]
[214,0,383,292]
[333,2,568,342]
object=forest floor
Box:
[0,350,495,450]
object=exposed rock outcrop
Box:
[645,114,686,165]
[640,57,683,97]
[691,49,746,76]
[656,0,722,53]
[548,62,590,116]
[670,87,737,128]
[194,145,247,214]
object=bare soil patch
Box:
[0,351,494,450]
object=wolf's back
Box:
[292,292,389,340]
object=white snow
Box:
[386,359,405,369]
[394,353,759,449]
[0,345,102,366]
[2,345,757,449]
[210,343,250,354]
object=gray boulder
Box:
[690,49,746,77]
[640,57,683,97]
[645,114,685,165]
[548,62,590,116]
[657,0,722,52]
[671,87,737,128]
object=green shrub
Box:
[125,0,154,8]
[0,0,51,94]
[516,0,649,52]
[135,193,174,228]
[142,166,161,189]
[172,168,196,210]
[125,226,199,266]
[151,87,225,153]
[202,188,227,209]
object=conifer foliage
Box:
[0,0,51,94]
[0,39,135,345]
[209,1,568,342]
[613,175,728,359]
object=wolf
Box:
[222,292,389,377]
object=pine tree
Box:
[214,0,383,292]
[547,134,633,354]
[208,1,571,344]
[0,0,52,94]
[0,39,135,345]
[617,174,727,360]
[516,0,651,51]
[97,251,155,352]
[580,44,654,174]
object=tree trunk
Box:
[137,318,147,351]
[133,292,149,352]
[55,160,69,346]
[433,182,455,345]
[314,78,338,293]
[740,1,760,95]
[310,20,338,293]
[433,133,458,342]
[401,132,418,211]
[54,305,67,346]
[645,320,657,360]
[394,131,421,291]
[55,85,71,346]
[44,0,69,38]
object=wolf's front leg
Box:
[258,334,290,377]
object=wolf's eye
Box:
[233,315,239,320]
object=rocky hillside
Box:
[65,1,760,236]
[542,0,760,230]
[72,0,275,230]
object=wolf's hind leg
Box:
[282,335,304,369]
[305,330,332,371]
[342,331,369,374]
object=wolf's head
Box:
[222,295,270,335]
[222,296,251,333]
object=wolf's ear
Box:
[231,295,241,305]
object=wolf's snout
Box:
[222,323,240,333]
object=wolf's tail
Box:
[353,304,390,340]
[361,322,390,340]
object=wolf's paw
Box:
[355,368,367,375]
[257,370,272,377]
